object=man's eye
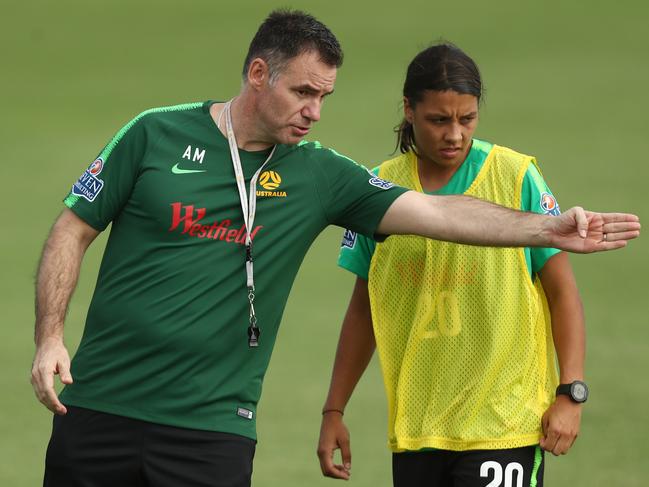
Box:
[461,116,476,124]
[296,90,308,96]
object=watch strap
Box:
[556,381,588,403]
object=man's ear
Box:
[247,58,270,91]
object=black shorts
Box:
[44,405,256,487]
[393,445,544,487]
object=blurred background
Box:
[1,0,647,485]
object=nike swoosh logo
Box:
[171,163,207,174]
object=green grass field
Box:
[2,0,647,485]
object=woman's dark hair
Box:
[396,43,483,154]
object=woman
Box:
[317,44,586,487]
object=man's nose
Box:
[302,99,321,122]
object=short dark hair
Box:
[396,43,483,153]
[243,9,344,83]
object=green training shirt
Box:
[61,101,408,439]
[339,139,561,279]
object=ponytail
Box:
[395,119,416,154]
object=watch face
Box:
[571,382,588,402]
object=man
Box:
[31,9,639,487]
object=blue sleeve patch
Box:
[540,192,561,216]
[72,158,105,202]
[368,176,395,190]
[341,229,357,249]
[365,166,394,189]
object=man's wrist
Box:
[34,332,65,347]
[536,213,554,247]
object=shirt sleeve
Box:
[311,147,408,238]
[337,229,377,279]
[63,114,148,231]
[337,164,381,278]
[521,162,562,274]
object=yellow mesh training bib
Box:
[368,147,558,451]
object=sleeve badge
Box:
[341,229,357,249]
[368,176,395,190]
[540,192,561,216]
[72,158,105,202]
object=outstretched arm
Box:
[378,192,640,252]
[31,209,99,414]
[537,252,586,456]
[317,277,375,480]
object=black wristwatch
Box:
[556,381,589,403]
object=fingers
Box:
[542,429,578,456]
[317,419,352,480]
[602,230,640,242]
[340,436,352,473]
[600,217,641,244]
[540,426,560,455]
[600,212,641,224]
[602,221,641,234]
[58,358,74,385]
[30,342,72,415]
[552,434,574,456]
[30,361,68,415]
[591,214,641,244]
[317,445,350,480]
[571,207,588,238]
[585,233,635,252]
[539,412,551,451]
[582,211,641,244]
[601,228,641,242]
[539,401,580,455]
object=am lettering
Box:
[182,145,206,164]
[169,202,262,244]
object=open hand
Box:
[547,207,640,253]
